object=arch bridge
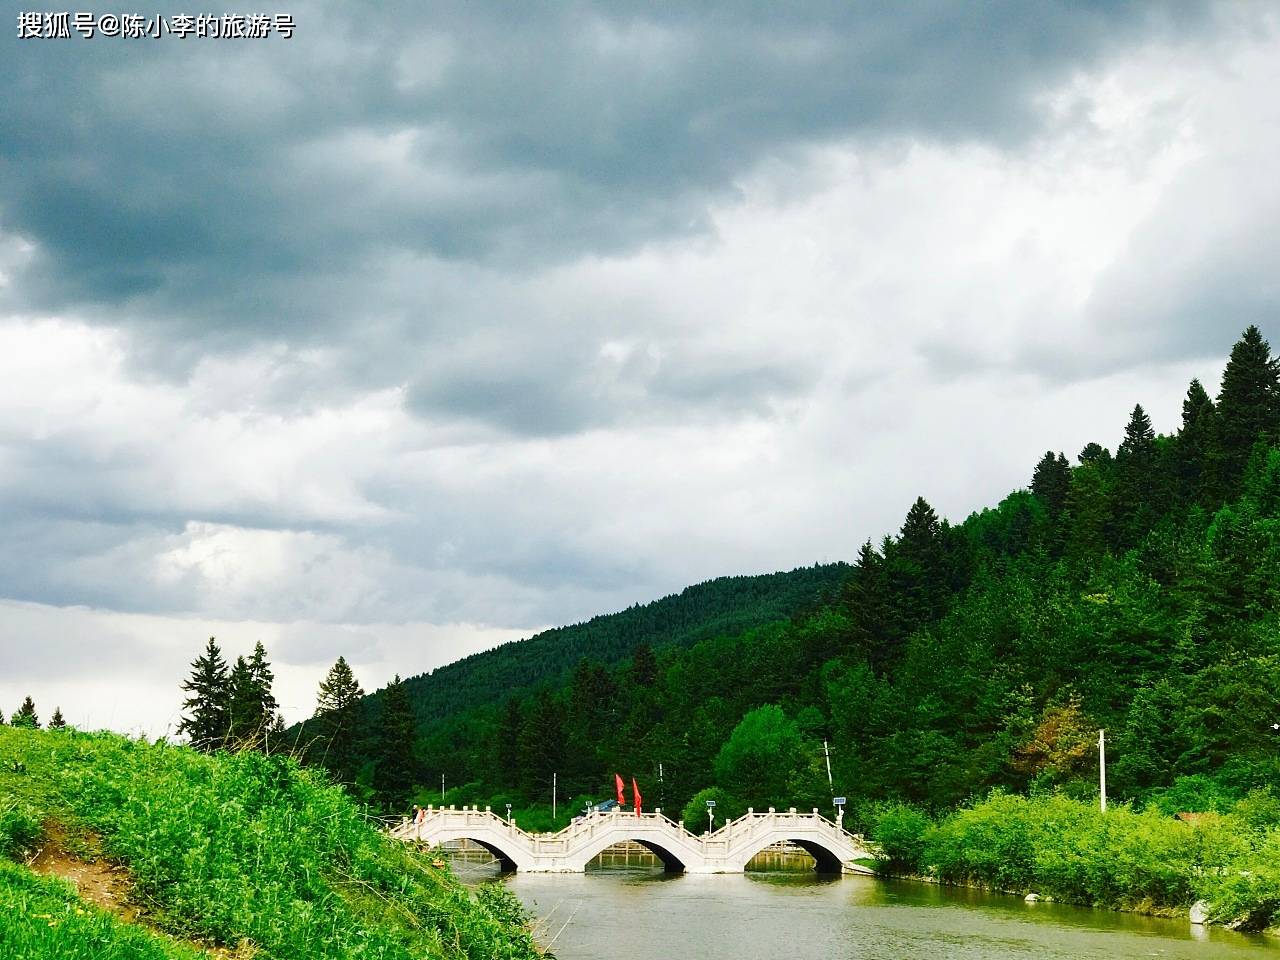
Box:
[390,805,877,875]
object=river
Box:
[458,854,1280,959]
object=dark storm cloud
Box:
[1,0,1210,345]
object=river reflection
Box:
[453,856,1280,960]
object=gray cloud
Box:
[2,2,1211,343]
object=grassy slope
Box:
[0,726,539,960]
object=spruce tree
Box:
[177,637,230,752]
[10,696,39,729]
[630,643,658,687]
[1114,403,1158,545]
[225,642,281,751]
[226,656,258,748]
[248,641,280,732]
[373,675,417,810]
[1216,325,1280,485]
[49,707,67,729]
[1031,450,1071,522]
[518,690,566,798]
[313,656,365,784]
[889,496,948,639]
[1175,378,1219,505]
[840,540,891,661]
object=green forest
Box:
[342,326,1280,832]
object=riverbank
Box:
[868,790,1280,932]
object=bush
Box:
[868,803,931,872]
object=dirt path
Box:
[27,823,141,924]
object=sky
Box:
[2,2,1278,736]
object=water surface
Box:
[488,864,1280,960]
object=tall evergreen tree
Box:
[226,656,257,747]
[841,540,891,661]
[177,638,230,751]
[313,656,365,784]
[1175,378,1219,505]
[227,642,281,751]
[630,643,658,687]
[373,675,417,810]
[1114,403,1158,545]
[48,707,67,729]
[1031,451,1071,518]
[888,496,949,641]
[518,690,566,798]
[10,696,39,729]
[1216,325,1280,484]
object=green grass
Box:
[0,726,540,959]
[0,859,207,960]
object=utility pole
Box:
[1098,729,1107,813]
[552,771,557,821]
[441,773,445,802]
[823,740,834,794]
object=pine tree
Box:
[889,496,949,639]
[1216,325,1280,485]
[1031,451,1070,516]
[630,643,658,687]
[48,707,67,729]
[226,642,281,751]
[1114,403,1158,546]
[313,656,365,784]
[518,690,566,798]
[373,675,417,810]
[227,656,257,748]
[1175,378,1219,505]
[178,638,230,752]
[10,696,39,729]
[840,540,891,660]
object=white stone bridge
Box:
[390,805,877,875]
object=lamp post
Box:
[1098,729,1107,813]
[505,803,512,825]
[833,796,846,833]
[706,799,716,834]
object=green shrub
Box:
[868,802,931,872]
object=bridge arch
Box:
[463,837,520,872]
[575,833,687,873]
[736,835,846,874]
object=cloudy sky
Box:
[2,1,1277,735]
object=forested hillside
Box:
[349,326,1280,830]
[334,564,847,747]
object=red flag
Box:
[615,773,626,806]
[632,777,642,815]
